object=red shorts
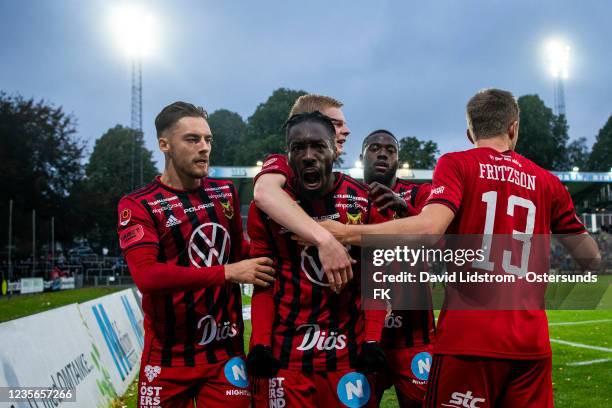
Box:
[373,344,433,406]
[251,369,377,408]
[424,355,553,408]
[137,356,251,408]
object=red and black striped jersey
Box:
[249,173,383,372]
[117,176,247,367]
[375,180,436,349]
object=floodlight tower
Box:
[546,40,570,116]
[111,5,154,188]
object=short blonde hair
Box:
[289,94,343,117]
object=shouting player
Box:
[361,129,435,407]
[246,112,385,407]
[117,102,275,408]
[253,94,353,293]
[317,89,601,407]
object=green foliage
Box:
[565,137,591,171]
[588,115,612,171]
[238,88,307,165]
[397,136,439,169]
[208,109,247,165]
[78,125,157,247]
[0,93,85,254]
[515,95,568,170]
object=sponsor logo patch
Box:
[263,157,277,167]
[144,365,161,382]
[165,214,182,227]
[336,372,371,408]
[223,357,249,388]
[119,208,131,226]
[410,351,431,382]
[119,224,144,249]
[443,390,486,408]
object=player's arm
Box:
[320,155,461,246]
[550,178,601,270]
[118,197,274,295]
[557,233,601,271]
[245,203,281,377]
[320,203,454,247]
[254,171,352,293]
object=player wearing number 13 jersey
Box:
[318,89,600,407]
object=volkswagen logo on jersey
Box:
[300,246,329,287]
[223,357,249,388]
[188,222,231,267]
[336,372,371,408]
[410,351,432,381]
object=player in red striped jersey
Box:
[253,94,354,294]
[117,102,275,408]
[360,129,435,407]
[317,89,601,407]
[247,112,385,407]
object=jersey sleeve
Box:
[412,183,432,212]
[253,154,293,185]
[550,176,587,234]
[246,202,276,346]
[117,196,159,253]
[247,202,275,258]
[424,153,464,213]
[229,183,250,261]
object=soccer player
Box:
[246,112,385,407]
[117,102,275,408]
[361,129,435,407]
[253,94,353,293]
[316,89,601,407]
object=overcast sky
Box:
[1,0,611,171]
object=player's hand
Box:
[225,257,275,287]
[246,344,281,378]
[355,341,387,374]
[369,181,408,216]
[318,219,350,245]
[317,234,355,294]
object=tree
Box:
[397,136,439,169]
[80,125,157,247]
[588,115,612,172]
[207,109,247,165]
[238,88,307,165]
[565,137,590,171]
[515,95,567,170]
[0,93,85,255]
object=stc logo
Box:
[188,222,231,267]
[197,315,239,346]
[443,391,486,408]
[296,324,347,351]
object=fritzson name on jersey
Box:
[371,271,598,284]
[479,163,536,191]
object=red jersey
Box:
[117,176,247,367]
[425,147,586,359]
[249,173,383,372]
[253,154,294,185]
[377,180,436,349]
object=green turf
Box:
[0,286,126,323]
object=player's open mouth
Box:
[374,161,388,172]
[195,159,208,167]
[302,168,322,189]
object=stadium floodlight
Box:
[546,40,570,79]
[110,4,156,59]
[402,162,410,169]
[355,160,362,168]
[572,166,579,172]
[256,161,263,166]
